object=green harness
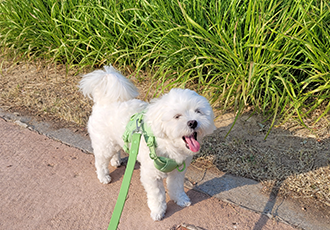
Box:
[122,111,186,173]
[108,111,185,230]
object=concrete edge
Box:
[1,108,327,230]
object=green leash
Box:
[108,111,186,229]
[107,130,141,230]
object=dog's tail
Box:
[79,65,139,104]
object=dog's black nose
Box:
[187,120,198,129]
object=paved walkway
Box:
[0,117,298,230]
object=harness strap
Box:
[122,111,186,173]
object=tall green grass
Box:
[0,0,329,131]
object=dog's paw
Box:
[176,199,191,207]
[150,210,166,221]
[110,157,121,167]
[175,194,191,207]
[98,174,111,184]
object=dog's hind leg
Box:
[93,144,118,184]
[110,151,121,167]
[94,152,112,184]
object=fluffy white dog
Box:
[79,65,216,221]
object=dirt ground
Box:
[0,59,329,215]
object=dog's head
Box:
[145,88,216,155]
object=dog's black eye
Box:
[195,109,202,114]
[174,114,182,119]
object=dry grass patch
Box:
[0,59,155,125]
[0,60,91,125]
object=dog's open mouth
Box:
[182,132,200,152]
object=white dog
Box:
[79,65,216,221]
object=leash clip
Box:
[132,119,143,134]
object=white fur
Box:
[79,65,216,221]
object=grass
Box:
[0,0,329,130]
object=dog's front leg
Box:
[140,168,167,221]
[166,157,192,207]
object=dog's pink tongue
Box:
[185,135,200,152]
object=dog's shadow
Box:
[164,189,211,220]
[164,172,258,220]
